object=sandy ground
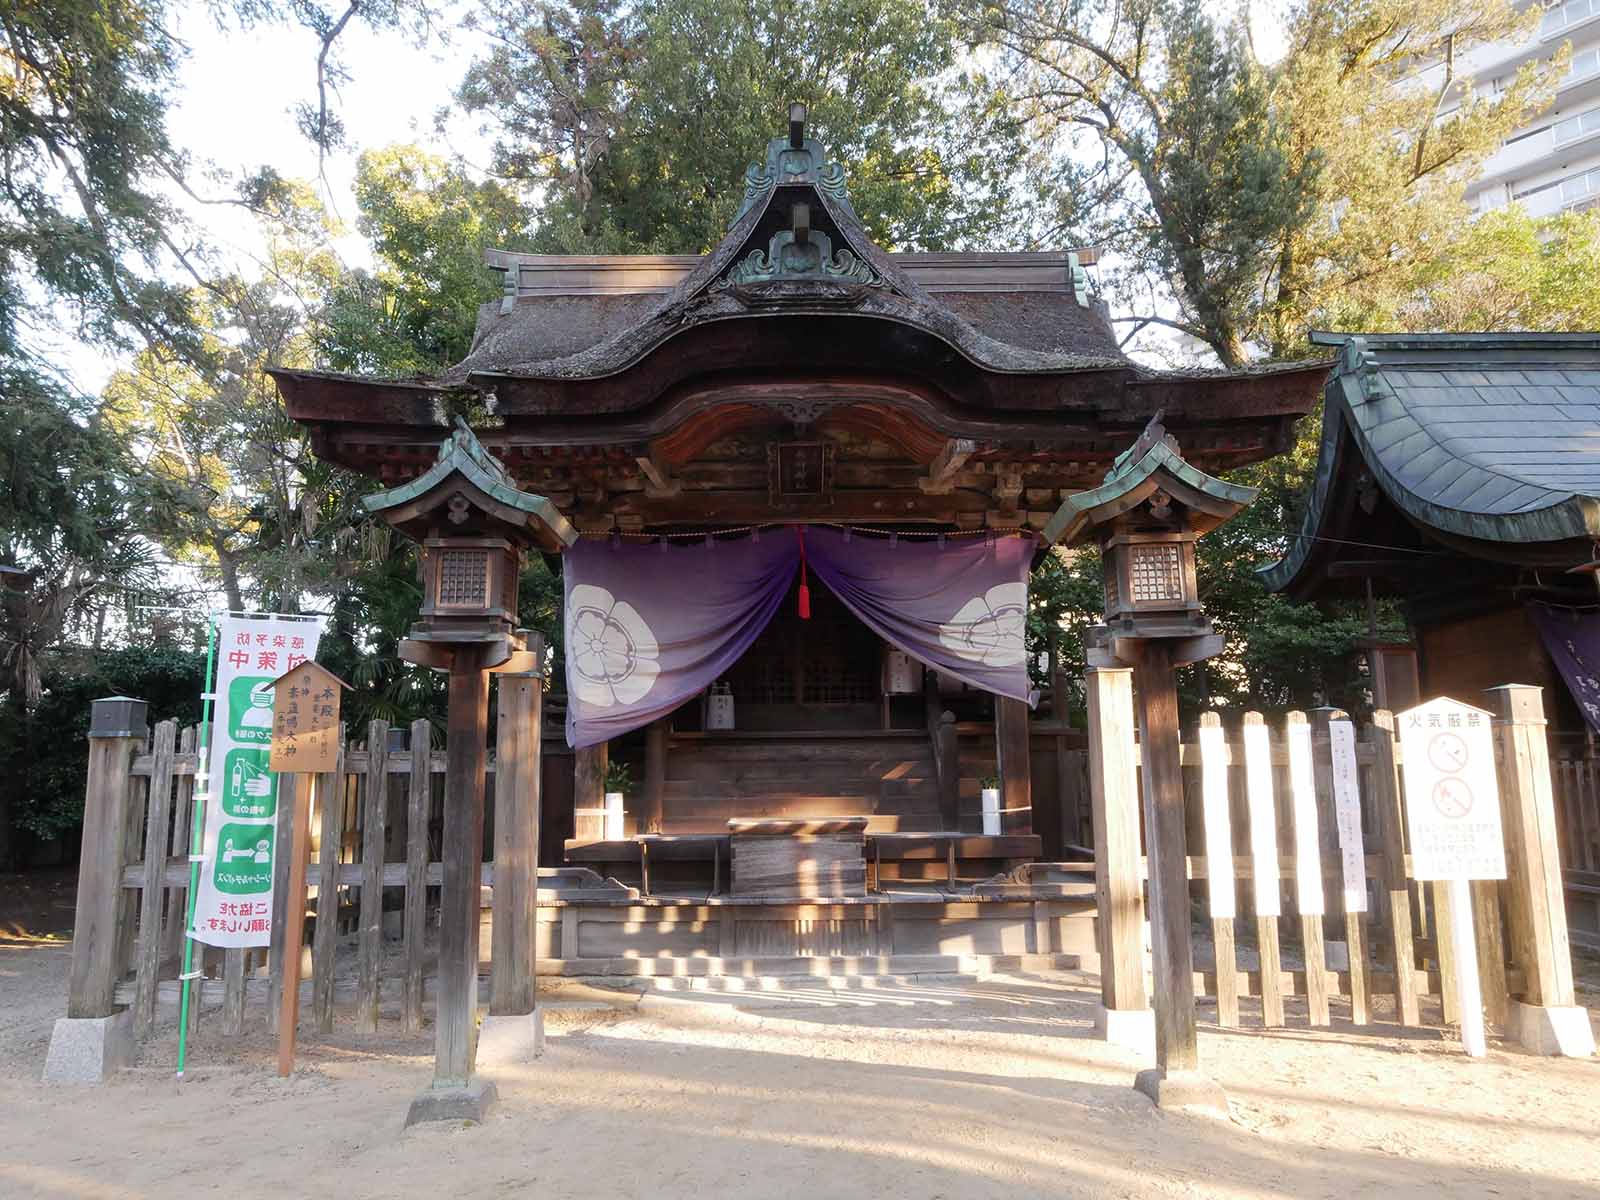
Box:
[4,916,1600,1200]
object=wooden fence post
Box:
[1086,667,1151,1049]
[1367,711,1421,1027]
[1486,684,1596,1055]
[133,720,177,1038]
[402,718,432,1034]
[67,705,144,1019]
[310,727,347,1034]
[355,720,390,1033]
[490,660,543,1024]
[46,698,147,1083]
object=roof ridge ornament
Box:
[734,103,856,221]
[1345,335,1385,404]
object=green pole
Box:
[176,613,220,1078]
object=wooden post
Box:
[402,719,431,1034]
[1132,642,1198,1074]
[133,720,177,1037]
[574,741,607,840]
[1311,709,1370,1025]
[1243,712,1285,1028]
[355,720,390,1033]
[68,727,141,1019]
[1086,668,1147,1016]
[1485,685,1577,1009]
[643,717,668,835]
[435,652,492,1088]
[1285,712,1331,1026]
[267,771,299,1032]
[491,666,542,1017]
[1367,711,1421,1027]
[310,729,347,1034]
[995,695,1032,835]
[935,712,959,832]
[276,775,315,1076]
[1197,713,1238,1027]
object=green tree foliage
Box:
[0,646,204,866]
[459,0,1036,253]
[1382,207,1600,334]
[967,0,1319,366]
[1,379,161,706]
[967,0,1560,363]
[0,0,198,361]
[317,146,534,375]
[1261,0,1560,357]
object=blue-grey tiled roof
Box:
[1261,332,1600,592]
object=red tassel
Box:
[796,526,811,619]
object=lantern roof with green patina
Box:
[364,418,577,551]
[1043,418,1257,546]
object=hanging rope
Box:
[795,525,811,620]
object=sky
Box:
[60,2,494,394]
[55,0,1293,394]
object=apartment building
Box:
[1461,0,1600,216]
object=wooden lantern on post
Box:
[364,418,575,1126]
[1045,415,1256,1112]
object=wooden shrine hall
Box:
[270,110,1327,970]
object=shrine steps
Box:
[535,952,1084,987]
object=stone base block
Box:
[405,1077,498,1128]
[43,1010,135,1084]
[477,1011,545,1066]
[1511,1001,1596,1057]
[1134,1069,1231,1119]
[1094,1005,1155,1057]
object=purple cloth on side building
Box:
[1530,601,1600,731]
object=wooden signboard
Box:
[268,661,344,773]
[266,660,348,1076]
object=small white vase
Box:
[980,787,1001,836]
[604,791,625,841]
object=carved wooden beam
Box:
[634,453,681,497]
[920,438,977,494]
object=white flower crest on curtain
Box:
[566,583,661,707]
[938,582,1027,668]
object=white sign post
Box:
[1397,697,1507,1058]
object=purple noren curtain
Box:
[563,536,796,749]
[802,527,1037,707]
[562,529,1038,748]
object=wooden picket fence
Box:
[1163,708,1514,1031]
[1551,754,1600,953]
[88,677,571,1040]
[1087,668,1583,1042]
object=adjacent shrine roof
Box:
[1261,331,1600,599]
[270,115,1328,531]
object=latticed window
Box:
[1129,543,1183,603]
[437,549,489,608]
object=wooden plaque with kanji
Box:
[267,661,347,774]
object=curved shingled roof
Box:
[1261,331,1600,594]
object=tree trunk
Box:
[213,539,244,613]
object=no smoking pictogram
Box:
[1431,776,1474,819]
